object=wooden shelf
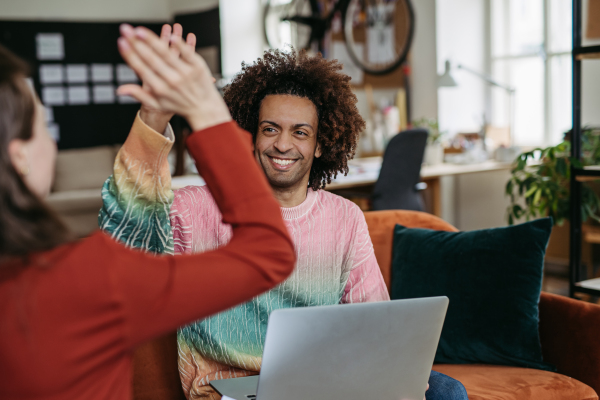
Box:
[583,225,600,244]
[574,167,600,181]
[574,45,600,60]
[574,279,600,296]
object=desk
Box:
[171,159,513,217]
[326,158,513,217]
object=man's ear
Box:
[8,139,28,175]
[315,142,322,158]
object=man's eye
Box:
[295,131,308,136]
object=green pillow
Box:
[391,218,555,371]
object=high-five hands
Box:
[117,24,231,132]
[138,23,196,133]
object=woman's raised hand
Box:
[138,23,197,133]
[117,24,231,132]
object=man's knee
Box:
[426,370,468,400]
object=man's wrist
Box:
[139,108,172,135]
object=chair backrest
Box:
[372,129,428,211]
[363,210,458,291]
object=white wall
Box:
[582,60,600,127]
[454,170,512,230]
[170,0,218,16]
[0,0,170,22]
[410,0,438,121]
[436,0,487,136]
[435,0,510,229]
[219,0,266,78]
[0,0,222,22]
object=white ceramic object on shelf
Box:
[495,146,521,163]
[424,143,444,165]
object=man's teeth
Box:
[272,158,295,166]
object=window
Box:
[490,0,571,146]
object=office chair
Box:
[371,129,428,211]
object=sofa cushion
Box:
[53,146,117,192]
[364,210,458,291]
[432,364,598,400]
[391,218,554,371]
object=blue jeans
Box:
[426,370,468,400]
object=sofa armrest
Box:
[539,292,600,394]
[132,332,186,400]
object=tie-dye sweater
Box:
[99,114,390,399]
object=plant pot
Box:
[424,143,444,165]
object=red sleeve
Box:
[108,121,295,348]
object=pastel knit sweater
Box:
[99,115,390,399]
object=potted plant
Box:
[413,117,445,165]
[506,127,600,226]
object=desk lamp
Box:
[438,60,516,150]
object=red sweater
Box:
[0,122,295,400]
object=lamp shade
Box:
[438,60,457,87]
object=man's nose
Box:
[273,132,293,153]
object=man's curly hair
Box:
[222,49,365,191]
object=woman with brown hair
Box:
[0,25,295,400]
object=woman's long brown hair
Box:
[0,44,72,260]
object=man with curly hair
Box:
[100,26,466,400]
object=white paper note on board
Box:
[91,64,113,82]
[45,107,54,122]
[66,64,88,84]
[36,33,64,60]
[366,26,395,64]
[67,86,90,105]
[332,41,364,85]
[47,123,60,141]
[116,64,138,83]
[93,85,115,104]
[39,64,64,85]
[42,87,65,106]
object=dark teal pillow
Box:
[391,218,555,371]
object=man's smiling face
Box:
[255,94,321,190]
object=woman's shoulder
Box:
[41,231,129,266]
[0,232,125,300]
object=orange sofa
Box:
[132,210,600,400]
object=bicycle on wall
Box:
[263,0,415,75]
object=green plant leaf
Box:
[534,188,542,205]
[505,129,600,226]
[506,180,514,196]
[525,186,538,198]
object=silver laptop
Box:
[210,296,448,400]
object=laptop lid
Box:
[256,297,448,400]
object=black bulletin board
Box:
[175,8,222,75]
[0,8,221,152]
[0,20,163,150]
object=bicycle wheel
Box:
[342,0,415,75]
[264,0,317,50]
